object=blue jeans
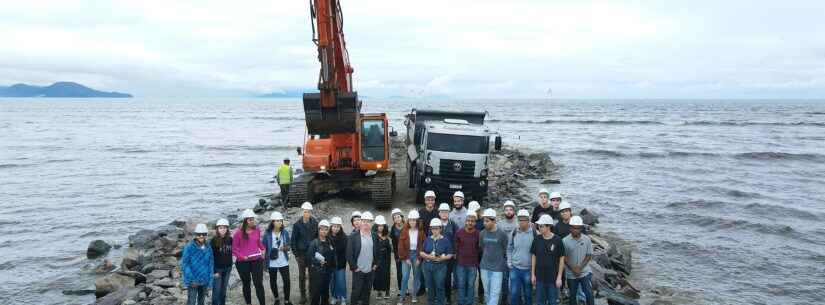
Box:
[422,262,447,305]
[480,269,503,305]
[508,268,532,305]
[187,285,207,305]
[455,265,477,305]
[535,281,559,305]
[211,266,231,305]
[331,268,348,300]
[567,273,594,305]
[400,250,422,298]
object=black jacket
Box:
[345,231,381,272]
[331,232,349,270]
[210,235,233,269]
[306,238,336,270]
[419,207,439,234]
[290,217,318,254]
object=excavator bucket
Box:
[303,92,361,134]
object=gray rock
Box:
[61,289,95,296]
[121,248,141,271]
[580,208,600,226]
[147,269,170,281]
[95,273,135,297]
[154,278,176,288]
[129,229,158,249]
[140,263,156,274]
[93,287,130,305]
[87,240,112,258]
[149,295,177,305]
[137,291,147,300]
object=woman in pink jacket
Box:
[233,209,267,305]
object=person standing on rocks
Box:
[448,191,468,228]
[350,211,362,236]
[390,208,406,298]
[454,209,480,305]
[182,223,214,305]
[421,218,454,305]
[479,209,508,305]
[498,200,518,305]
[562,216,593,305]
[276,158,293,206]
[264,211,292,305]
[292,202,320,304]
[507,209,534,305]
[329,217,349,305]
[211,218,233,305]
[437,203,457,305]
[346,211,379,305]
[308,220,336,305]
[531,190,561,224]
[397,210,425,305]
[532,215,565,305]
[233,209,267,305]
[373,215,393,300]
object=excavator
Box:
[287,0,396,207]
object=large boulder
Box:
[87,240,112,258]
[129,229,158,249]
[121,248,141,271]
[94,273,134,297]
[93,287,129,305]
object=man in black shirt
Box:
[531,190,562,223]
[531,215,565,305]
[553,201,572,239]
[419,190,439,236]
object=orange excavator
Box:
[288,0,396,207]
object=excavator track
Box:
[368,171,396,208]
[286,174,314,207]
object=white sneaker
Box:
[412,297,418,303]
[341,300,347,305]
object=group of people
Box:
[180,189,595,305]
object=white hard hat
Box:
[361,211,374,221]
[503,200,515,208]
[318,219,331,227]
[558,201,572,211]
[351,211,362,218]
[453,191,464,198]
[301,202,313,210]
[549,192,562,199]
[424,190,436,198]
[408,210,420,219]
[391,208,403,216]
[536,214,554,225]
[538,188,550,195]
[517,209,530,218]
[482,208,497,218]
[330,216,343,225]
[429,218,443,227]
[438,203,450,211]
[240,209,256,219]
[570,215,584,226]
[468,201,481,211]
[270,211,284,221]
[467,208,478,217]
[375,215,387,225]
[216,218,229,227]
[194,223,208,234]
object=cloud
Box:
[0,0,824,98]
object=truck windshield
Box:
[427,133,489,154]
[361,120,386,161]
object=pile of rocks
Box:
[488,148,558,205]
[588,227,641,305]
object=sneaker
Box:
[341,300,346,305]
[412,297,418,303]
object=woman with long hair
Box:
[372,215,392,300]
[389,208,405,297]
[232,209,267,305]
[308,220,336,305]
[329,217,349,305]
[264,211,292,305]
[210,219,233,305]
[397,210,426,305]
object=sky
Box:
[1,0,824,98]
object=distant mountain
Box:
[0,82,132,98]
[257,89,309,98]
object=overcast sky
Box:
[1,0,824,98]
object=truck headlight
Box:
[479,180,486,186]
[320,165,326,171]
[480,169,488,177]
[425,177,432,184]
[426,165,433,174]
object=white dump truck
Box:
[404,109,502,203]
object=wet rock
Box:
[580,208,600,226]
[95,259,115,273]
[601,287,640,305]
[150,295,178,305]
[118,270,148,285]
[95,273,134,297]
[62,289,95,296]
[147,269,170,281]
[540,179,561,184]
[140,263,156,274]
[153,236,177,253]
[169,219,187,228]
[113,244,122,250]
[87,240,112,258]
[154,278,177,288]
[93,287,130,305]
[121,248,141,271]
[253,205,265,214]
[129,229,158,249]
[155,225,184,240]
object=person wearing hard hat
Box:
[232,209,266,305]
[397,210,425,305]
[389,208,406,295]
[329,217,349,305]
[449,191,468,228]
[373,215,393,300]
[264,211,293,305]
[553,201,573,239]
[479,209,508,305]
[562,216,594,305]
[507,209,534,305]
[532,215,565,305]
[532,190,561,223]
[454,208,480,305]
[276,158,293,206]
[182,223,214,305]
[346,211,380,305]
[350,211,362,236]
[497,200,518,305]
[467,201,484,232]
[437,203,457,304]
[420,218,454,305]
[210,219,232,305]
[419,190,439,237]
[307,220,336,305]
[292,202,319,304]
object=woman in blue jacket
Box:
[264,211,292,305]
[182,223,214,305]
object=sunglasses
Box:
[195,233,207,237]
[550,198,561,202]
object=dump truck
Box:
[404,109,501,203]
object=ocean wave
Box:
[487,119,664,125]
[200,162,269,168]
[197,144,294,151]
[734,152,825,162]
[671,212,798,237]
[805,111,825,115]
[573,149,625,157]
[683,121,825,127]
[666,199,820,221]
[0,163,36,169]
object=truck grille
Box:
[439,159,475,179]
